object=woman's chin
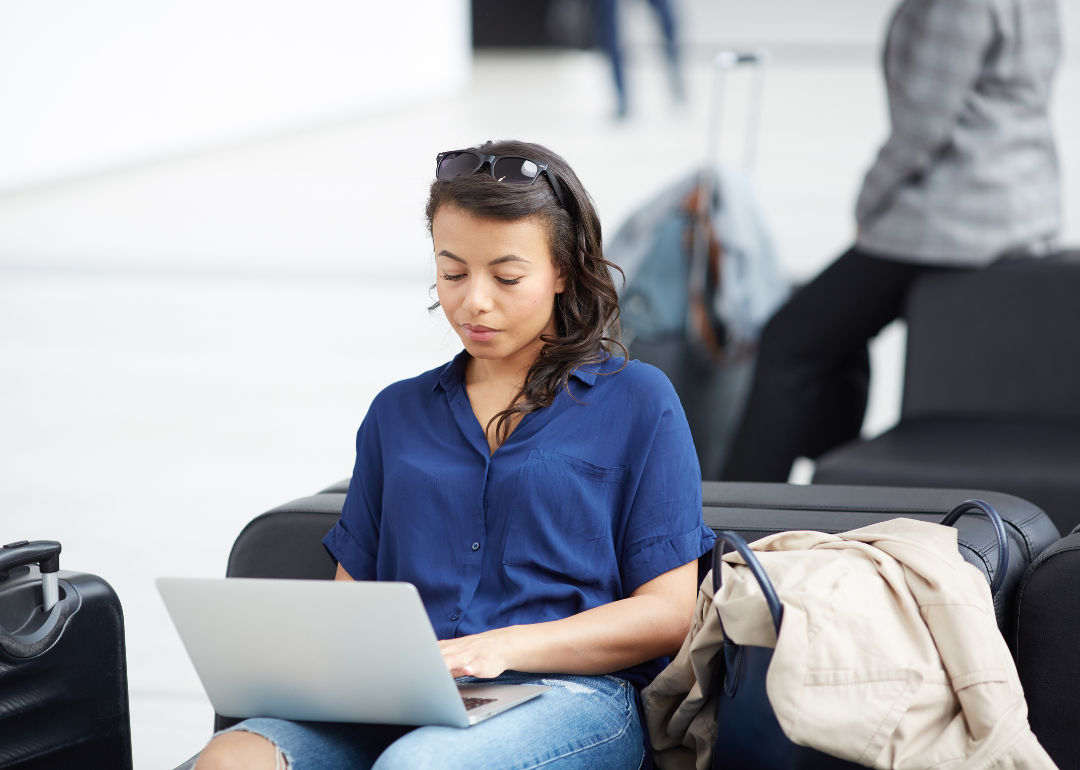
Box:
[459,337,500,359]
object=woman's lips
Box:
[463,324,497,342]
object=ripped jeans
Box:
[219,671,645,770]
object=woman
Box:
[196,139,715,769]
[721,0,1061,482]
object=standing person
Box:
[593,0,685,119]
[721,0,1062,483]
[194,140,715,769]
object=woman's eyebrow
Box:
[489,254,531,266]
[437,250,531,266]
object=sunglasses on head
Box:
[435,150,569,210]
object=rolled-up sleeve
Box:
[322,411,383,581]
[619,382,715,595]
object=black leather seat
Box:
[814,253,1080,534]
[1015,523,1080,769]
[173,479,1076,768]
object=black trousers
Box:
[721,247,963,482]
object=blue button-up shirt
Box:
[323,351,714,683]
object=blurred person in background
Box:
[593,0,686,119]
[722,0,1062,483]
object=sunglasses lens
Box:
[437,151,482,180]
[492,157,540,184]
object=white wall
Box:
[0,0,470,194]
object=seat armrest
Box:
[1015,530,1080,769]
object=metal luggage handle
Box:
[712,530,784,636]
[0,540,78,659]
[1,540,61,612]
[940,499,1010,596]
[714,50,770,69]
[704,47,770,174]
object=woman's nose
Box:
[463,279,493,314]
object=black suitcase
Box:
[0,541,132,770]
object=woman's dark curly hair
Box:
[425,139,626,447]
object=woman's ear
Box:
[555,264,567,294]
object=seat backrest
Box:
[900,253,1080,422]
[225,494,343,580]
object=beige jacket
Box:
[643,519,1055,769]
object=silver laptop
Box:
[156,577,548,728]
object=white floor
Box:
[2,4,1079,766]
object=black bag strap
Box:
[939,498,1010,596]
[712,530,783,636]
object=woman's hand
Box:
[437,560,700,678]
[439,627,517,679]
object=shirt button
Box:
[450,611,461,621]
[471,541,480,551]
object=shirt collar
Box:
[570,366,598,386]
[433,349,608,392]
[434,350,471,393]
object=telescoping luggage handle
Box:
[0,540,62,612]
[712,498,1010,634]
[689,47,771,352]
[704,47,769,176]
[695,46,769,238]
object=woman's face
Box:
[432,205,566,372]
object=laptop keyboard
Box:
[461,696,497,711]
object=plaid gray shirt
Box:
[855,0,1061,265]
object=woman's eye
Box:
[496,277,521,286]
[441,272,466,281]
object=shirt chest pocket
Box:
[503,449,628,578]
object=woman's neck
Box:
[465,340,544,392]
[466,355,532,393]
[464,354,538,454]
